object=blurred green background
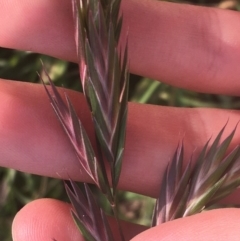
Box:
[0,0,240,240]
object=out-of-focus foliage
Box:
[0,0,240,240]
[0,48,81,90]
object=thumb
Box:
[131,208,240,241]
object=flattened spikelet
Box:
[152,124,240,226]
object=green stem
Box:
[111,196,125,241]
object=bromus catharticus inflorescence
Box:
[40,0,240,240]
[41,0,128,240]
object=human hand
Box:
[1,0,240,240]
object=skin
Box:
[1,0,240,240]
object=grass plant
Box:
[42,0,128,240]
[41,0,240,240]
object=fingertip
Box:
[12,198,83,241]
[131,209,240,241]
[11,197,147,241]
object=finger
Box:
[12,199,83,241]
[0,0,75,62]
[12,198,146,241]
[1,1,240,95]
[1,79,240,199]
[131,209,240,241]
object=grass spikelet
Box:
[152,124,240,226]
[72,0,129,192]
